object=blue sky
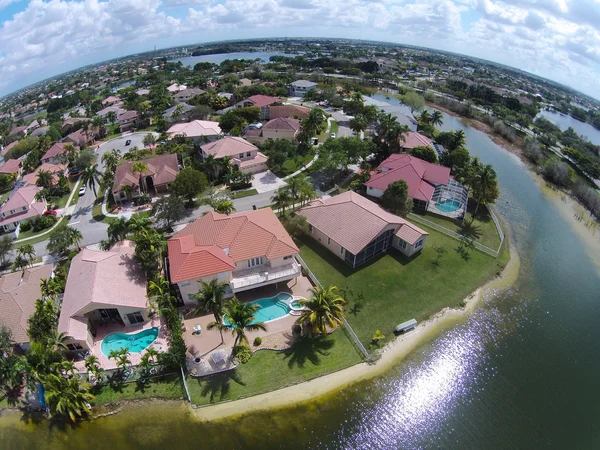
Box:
[1,0,600,99]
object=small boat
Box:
[394,319,417,334]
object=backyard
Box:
[92,373,186,405]
[186,331,362,406]
[298,225,509,347]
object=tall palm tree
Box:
[43,373,94,422]
[81,164,102,197]
[36,169,54,189]
[271,187,291,217]
[298,179,317,207]
[12,254,29,272]
[35,188,50,202]
[430,110,443,127]
[285,176,304,210]
[191,279,229,344]
[65,226,83,250]
[107,111,117,125]
[301,108,327,137]
[220,298,267,347]
[131,162,148,193]
[296,285,347,335]
[418,110,431,125]
[213,199,235,215]
[472,164,499,215]
[148,275,171,297]
[127,214,152,233]
[17,244,35,267]
[101,151,119,173]
[452,130,466,149]
[201,154,220,182]
[40,277,61,298]
[46,330,70,353]
[107,217,129,244]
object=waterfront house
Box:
[58,241,150,352]
[399,131,434,152]
[0,264,54,351]
[199,136,269,174]
[297,191,428,268]
[365,154,468,218]
[101,96,121,107]
[288,80,318,97]
[166,120,222,144]
[112,153,179,204]
[167,208,300,305]
[0,185,47,234]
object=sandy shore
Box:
[191,242,520,422]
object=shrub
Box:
[253,336,262,347]
[20,221,32,232]
[133,195,151,206]
[32,214,57,232]
[292,324,302,336]
[233,344,252,364]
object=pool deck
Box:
[74,317,169,372]
[183,275,313,372]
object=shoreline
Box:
[190,240,519,422]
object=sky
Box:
[1,0,600,100]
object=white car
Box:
[330,132,337,138]
[78,186,86,196]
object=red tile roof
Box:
[1,141,19,157]
[41,142,71,161]
[262,117,300,132]
[365,154,450,202]
[268,105,310,119]
[400,131,433,150]
[112,154,179,193]
[22,163,67,186]
[168,209,299,283]
[200,137,257,159]
[0,159,21,175]
[297,191,427,253]
[243,95,282,108]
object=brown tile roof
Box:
[200,137,257,159]
[61,117,89,130]
[22,163,67,186]
[58,241,148,341]
[268,105,311,119]
[242,95,282,108]
[9,126,26,136]
[1,141,19,157]
[41,142,71,161]
[262,117,300,132]
[168,209,299,283]
[400,131,433,150]
[101,96,121,105]
[167,120,222,138]
[297,191,428,253]
[0,264,54,344]
[65,127,99,147]
[0,159,21,175]
[118,110,140,121]
[112,153,179,193]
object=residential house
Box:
[61,117,89,133]
[399,131,434,152]
[297,191,428,268]
[244,117,300,145]
[112,153,179,203]
[0,159,22,177]
[365,154,468,218]
[22,162,67,186]
[29,127,48,138]
[167,83,186,93]
[101,96,121,107]
[118,110,141,132]
[288,80,318,97]
[0,185,47,234]
[135,88,150,96]
[268,105,310,120]
[97,104,126,121]
[25,120,40,134]
[173,88,205,103]
[166,120,222,144]
[235,95,282,120]
[65,127,99,148]
[239,78,252,87]
[163,103,195,123]
[8,126,27,138]
[0,264,54,351]
[58,241,150,352]
[42,142,77,164]
[1,141,19,158]
[168,208,300,304]
[200,137,269,174]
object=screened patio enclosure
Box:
[344,228,395,268]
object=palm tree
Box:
[101,151,119,173]
[472,164,499,215]
[40,277,61,298]
[47,330,70,353]
[92,116,106,138]
[298,179,317,207]
[65,226,83,250]
[36,169,54,189]
[285,177,303,210]
[43,373,94,422]
[296,285,347,335]
[148,275,171,297]
[12,254,29,272]
[418,110,431,125]
[213,199,235,215]
[107,217,129,244]
[430,110,443,127]
[17,244,35,267]
[271,187,291,217]
[201,154,220,182]
[35,188,50,202]
[301,108,326,137]
[191,279,229,344]
[452,130,466,149]
[81,164,102,197]
[107,111,117,125]
[127,214,152,233]
[84,355,100,373]
[221,298,267,347]
[131,162,148,192]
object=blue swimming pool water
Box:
[434,199,462,213]
[101,327,159,356]
[225,293,293,326]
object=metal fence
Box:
[408,206,504,258]
[295,255,370,359]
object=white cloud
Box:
[0,0,600,99]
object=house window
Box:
[126,311,145,324]
[283,255,293,260]
[308,224,313,234]
[239,153,244,159]
[397,238,408,250]
[246,152,252,157]
[415,239,424,249]
[340,246,345,255]
[67,343,84,351]
[248,257,262,268]
[327,237,331,245]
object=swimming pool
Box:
[434,199,462,213]
[101,327,159,356]
[225,293,293,326]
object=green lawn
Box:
[187,331,362,406]
[92,196,106,222]
[272,151,316,178]
[0,394,8,409]
[231,188,259,199]
[410,204,502,250]
[0,191,10,204]
[92,373,186,405]
[298,226,508,346]
[330,121,340,135]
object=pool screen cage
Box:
[428,179,469,219]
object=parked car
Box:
[69,168,81,177]
[78,186,86,196]
[43,209,57,216]
[125,140,132,146]
[330,132,337,138]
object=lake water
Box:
[537,109,600,146]
[170,52,290,68]
[2,97,600,449]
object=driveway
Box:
[251,170,287,194]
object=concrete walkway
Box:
[280,118,331,182]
